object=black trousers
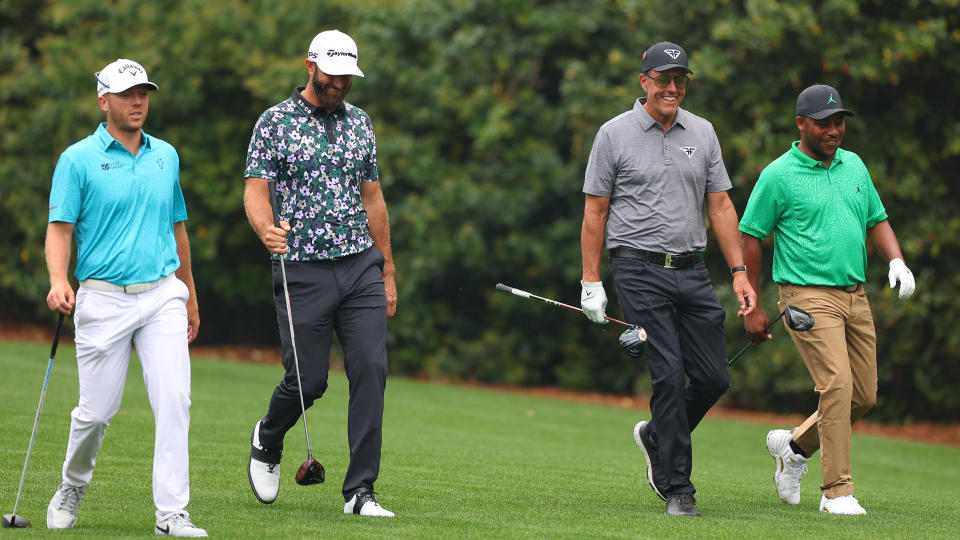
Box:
[259,247,389,500]
[610,256,730,496]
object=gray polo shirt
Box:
[583,98,732,253]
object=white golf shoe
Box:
[344,490,395,517]
[766,429,809,505]
[155,513,208,536]
[47,483,85,529]
[819,494,867,515]
[248,421,281,504]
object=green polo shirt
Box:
[739,142,887,286]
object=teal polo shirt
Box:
[739,142,887,286]
[48,123,186,285]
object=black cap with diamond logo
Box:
[641,42,692,75]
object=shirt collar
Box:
[789,141,845,169]
[633,98,686,132]
[292,86,346,118]
[95,122,152,151]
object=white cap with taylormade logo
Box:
[95,59,158,97]
[307,30,364,77]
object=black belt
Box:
[609,247,704,269]
[836,283,863,293]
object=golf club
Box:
[495,283,647,357]
[267,180,325,486]
[3,312,65,529]
[727,305,814,366]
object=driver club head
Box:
[295,458,325,486]
[2,514,32,528]
[783,305,814,332]
[619,325,648,358]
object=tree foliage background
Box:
[2,0,958,421]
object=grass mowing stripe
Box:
[1,340,958,538]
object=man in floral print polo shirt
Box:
[243,30,397,518]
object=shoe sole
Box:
[249,424,277,504]
[766,431,796,506]
[633,422,666,501]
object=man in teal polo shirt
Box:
[739,84,915,515]
[45,58,206,536]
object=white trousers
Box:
[62,276,193,519]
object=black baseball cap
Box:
[796,84,855,119]
[641,42,692,75]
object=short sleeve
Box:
[739,168,783,239]
[583,129,616,197]
[48,153,82,223]
[244,113,279,179]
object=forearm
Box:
[867,220,905,263]
[581,195,609,282]
[361,182,395,276]
[243,177,276,236]
[707,198,746,270]
[45,222,74,285]
[740,232,763,298]
[174,222,197,300]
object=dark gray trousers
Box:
[258,247,388,500]
[610,256,730,496]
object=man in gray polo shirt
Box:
[580,41,756,516]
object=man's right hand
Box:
[261,221,291,254]
[744,307,771,344]
[580,281,608,324]
[47,280,75,314]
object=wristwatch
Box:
[730,265,747,275]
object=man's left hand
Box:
[888,258,915,299]
[732,273,757,317]
[384,274,397,318]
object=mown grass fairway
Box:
[1,339,958,538]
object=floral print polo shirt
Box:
[245,87,379,261]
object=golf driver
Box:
[3,312,65,529]
[727,305,814,366]
[495,283,647,357]
[267,180,325,486]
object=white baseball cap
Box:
[306,30,364,77]
[95,59,158,97]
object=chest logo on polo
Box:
[156,157,165,170]
[856,185,861,193]
[680,146,697,158]
[100,161,122,171]
[664,49,682,60]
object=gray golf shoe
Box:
[47,483,85,529]
[633,421,668,500]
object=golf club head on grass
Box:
[2,513,31,528]
[728,305,815,366]
[295,458,325,486]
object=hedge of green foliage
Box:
[2,0,958,421]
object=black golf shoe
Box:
[665,493,700,517]
[248,421,282,504]
[633,421,668,500]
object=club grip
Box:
[495,283,512,293]
[49,312,65,358]
[267,179,281,228]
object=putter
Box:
[495,283,647,356]
[727,305,814,366]
[267,180,325,486]
[3,312,65,529]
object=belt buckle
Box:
[663,254,673,268]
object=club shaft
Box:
[12,312,64,517]
[728,309,786,366]
[495,283,631,327]
[269,180,313,459]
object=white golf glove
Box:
[888,258,915,299]
[580,281,608,324]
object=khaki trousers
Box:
[778,284,878,498]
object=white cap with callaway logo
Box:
[95,59,158,97]
[307,30,364,77]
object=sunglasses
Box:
[649,74,689,89]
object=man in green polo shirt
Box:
[739,84,915,515]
